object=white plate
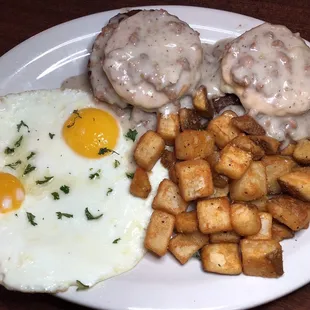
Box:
[0,5,309,310]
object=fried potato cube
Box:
[293,139,310,164]
[210,231,240,244]
[261,155,296,195]
[272,222,294,242]
[249,136,280,155]
[157,113,180,146]
[206,151,229,188]
[152,179,188,215]
[160,149,176,169]
[247,212,273,240]
[215,144,252,179]
[267,195,309,231]
[278,169,310,202]
[193,85,214,118]
[197,197,232,234]
[175,210,198,233]
[251,196,268,212]
[212,94,241,113]
[176,159,214,201]
[169,231,209,264]
[144,210,175,256]
[210,185,230,198]
[134,131,165,171]
[129,167,151,199]
[168,164,178,184]
[230,135,265,160]
[212,174,229,189]
[230,161,267,201]
[280,143,296,156]
[201,243,242,275]
[207,111,241,149]
[231,114,266,135]
[179,108,205,131]
[175,130,215,160]
[240,239,283,278]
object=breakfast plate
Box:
[0,5,310,310]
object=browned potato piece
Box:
[207,111,241,149]
[160,150,176,169]
[175,130,215,160]
[229,135,265,160]
[215,144,252,180]
[261,155,296,195]
[201,243,242,275]
[157,113,180,146]
[267,195,309,231]
[206,150,220,170]
[212,94,241,113]
[179,108,205,131]
[251,196,268,212]
[272,222,294,242]
[168,164,178,184]
[231,114,266,135]
[293,139,310,164]
[210,231,240,244]
[247,212,273,240]
[175,210,198,233]
[144,210,175,256]
[129,167,151,199]
[193,85,214,118]
[175,159,214,202]
[280,143,296,156]
[210,185,229,198]
[152,179,188,215]
[240,239,283,278]
[197,197,232,234]
[230,161,267,201]
[206,151,229,188]
[278,169,310,202]
[169,231,209,264]
[134,131,165,171]
[249,136,280,155]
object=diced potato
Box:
[249,136,280,155]
[168,164,178,184]
[230,161,267,201]
[175,210,198,233]
[206,150,220,170]
[293,139,310,164]
[247,212,273,240]
[179,108,205,131]
[251,196,268,212]
[272,222,294,242]
[261,155,296,194]
[160,149,176,169]
[157,113,180,146]
[240,239,283,278]
[134,131,165,171]
[201,243,242,275]
[152,179,188,215]
[278,169,310,202]
[280,143,296,156]
[129,167,151,199]
[267,195,309,231]
[230,203,261,236]
[193,85,214,118]
[210,231,240,244]
[212,94,241,114]
[144,210,175,256]
[175,130,215,160]
[231,114,266,135]
[176,159,214,202]
[207,111,241,149]
[197,197,232,234]
[215,144,252,180]
[206,151,229,188]
[210,185,229,198]
[169,231,209,264]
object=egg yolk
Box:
[63,108,119,159]
[0,173,25,213]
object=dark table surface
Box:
[1,0,310,309]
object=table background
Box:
[0,0,310,309]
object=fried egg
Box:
[0,89,167,292]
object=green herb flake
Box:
[76,280,89,291]
[85,207,103,220]
[193,251,201,260]
[125,129,138,142]
[60,185,70,194]
[56,212,73,219]
[98,147,119,156]
[17,121,30,133]
[23,164,36,176]
[49,133,55,139]
[27,152,36,160]
[5,160,22,170]
[113,238,121,244]
[67,110,82,128]
[36,176,54,185]
[4,147,15,155]
[126,172,134,179]
[89,169,101,180]
[26,212,37,226]
[114,160,120,168]
[51,192,60,200]
[106,188,113,196]
[14,136,23,148]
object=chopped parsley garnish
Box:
[23,164,36,176]
[14,136,23,147]
[98,147,119,156]
[26,212,37,226]
[51,192,60,200]
[4,147,15,155]
[76,280,89,291]
[126,172,134,179]
[114,159,120,168]
[17,120,30,133]
[67,109,82,128]
[125,129,138,142]
[85,207,103,220]
[36,176,54,185]
[49,133,55,139]
[89,169,101,180]
[193,251,201,260]
[106,188,113,196]
[5,160,22,170]
[56,212,73,219]
[27,151,36,160]
[60,185,70,194]
[113,238,121,244]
